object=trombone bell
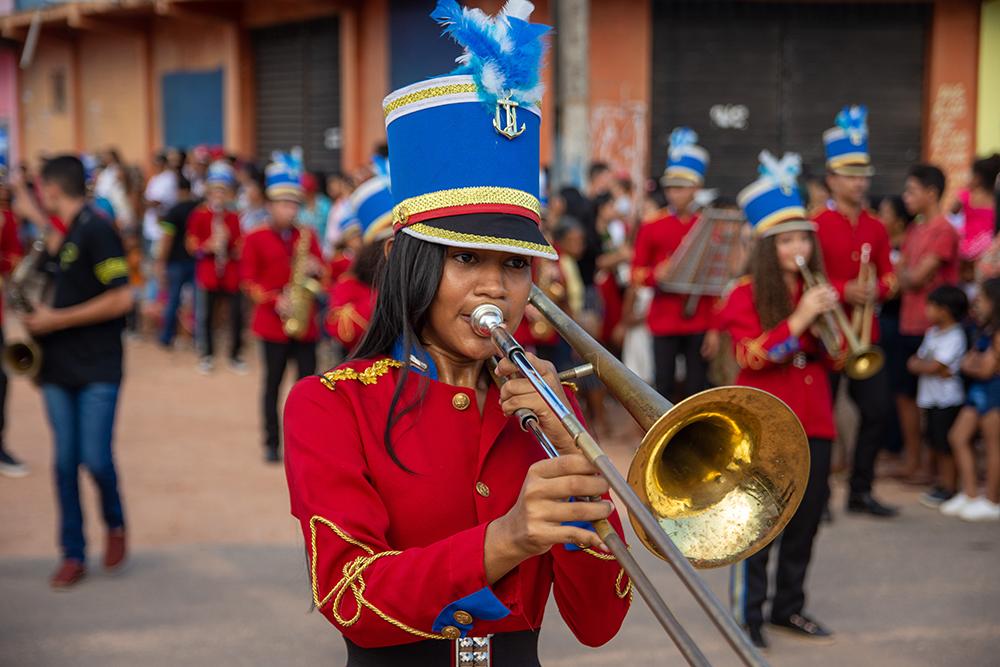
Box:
[627,386,809,569]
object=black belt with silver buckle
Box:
[344,630,541,667]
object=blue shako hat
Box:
[343,175,395,243]
[206,160,237,190]
[823,105,874,176]
[382,0,556,260]
[661,127,709,187]
[737,151,816,238]
[265,148,304,203]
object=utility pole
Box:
[554,0,589,192]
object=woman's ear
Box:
[383,236,394,260]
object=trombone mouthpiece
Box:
[794,255,807,268]
[470,304,504,337]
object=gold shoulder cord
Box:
[320,359,404,391]
[309,516,447,640]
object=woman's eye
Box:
[453,252,476,264]
[506,257,529,270]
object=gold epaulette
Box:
[320,359,404,391]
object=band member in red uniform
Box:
[283,5,629,664]
[325,175,392,354]
[186,161,244,374]
[815,106,898,517]
[0,177,25,477]
[632,127,714,401]
[241,154,324,463]
[720,151,839,649]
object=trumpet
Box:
[850,243,876,352]
[2,238,46,377]
[795,255,884,380]
[469,285,811,667]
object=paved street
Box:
[1,338,998,666]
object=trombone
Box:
[470,285,811,667]
[795,255,884,380]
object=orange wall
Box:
[77,32,147,163]
[589,0,651,183]
[20,36,76,162]
[925,0,980,199]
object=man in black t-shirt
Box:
[21,155,134,589]
[156,175,200,348]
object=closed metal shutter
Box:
[253,17,341,174]
[651,1,929,199]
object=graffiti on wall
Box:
[929,83,973,194]
[590,101,647,203]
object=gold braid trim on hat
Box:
[404,223,555,256]
[320,359,404,391]
[393,186,542,226]
[383,82,479,118]
[309,516,447,640]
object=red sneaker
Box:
[50,559,86,589]
[104,528,127,571]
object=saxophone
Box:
[281,226,323,339]
[3,238,46,376]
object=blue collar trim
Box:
[391,337,438,381]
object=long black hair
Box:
[351,233,447,470]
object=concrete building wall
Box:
[0,48,20,166]
[978,0,1000,153]
[20,35,76,161]
[77,31,146,162]
[925,0,981,195]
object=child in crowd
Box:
[907,286,968,507]
[185,161,244,374]
[940,277,1000,521]
[896,164,960,482]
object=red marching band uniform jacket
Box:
[0,209,24,325]
[186,205,242,292]
[631,210,716,336]
[813,205,897,344]
[283,357,631,649]
[325,274,375,353]
[716,279,837,440]
[240,225,324,343]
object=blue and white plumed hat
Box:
[737,151,816,238]
[343,176,395,243]
[206,160,237,191]
[823,105,874,176]
[265,148,304,202]
[381,0,556,260]
[661,127,709,187]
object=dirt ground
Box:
[1,337,998,666]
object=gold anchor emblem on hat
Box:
[493,95,525,140]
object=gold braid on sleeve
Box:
[309,516,447,640]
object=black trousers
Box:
[829,366,890,496]
[0,327,7,451]
[261,339,316,451]
[730,438,832,628]
[653,333,709,400]
[345,631,540,667]
[199,289,244,361]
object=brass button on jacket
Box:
[453,610,473,625]
[452,392,471,410]
[475,481,490,498]
[441,625,461,639]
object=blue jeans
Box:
[159,260,196,346]
[42,383,125,562]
